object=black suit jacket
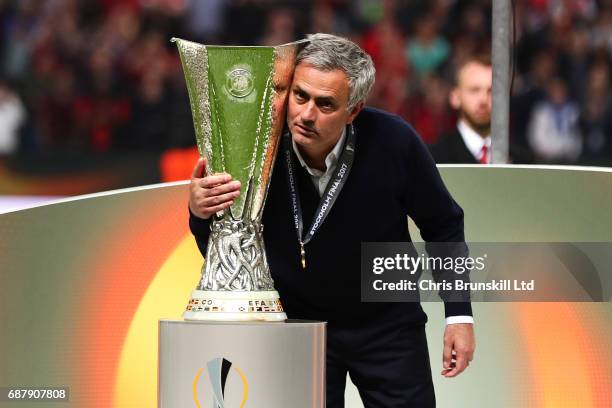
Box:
[190,108,472,328]
[431,127,535,164]
[430,128,478,164]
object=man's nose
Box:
[479,91,491,108]
[300,101,317,123]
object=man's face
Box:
[450,62,492,133]
[287,63,362,152]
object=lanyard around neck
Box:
[282,124,356,268]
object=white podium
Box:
[158,319,326,407]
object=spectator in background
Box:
[222,0,268,45]
[258,7,297,46]
[579,61,612,163]
[310,0,351,36]
[74,46,131,152]
[184,0,227,43]
[406,13,450,77]
[128,66,170,151]
[405,73,455,145]
[560,26,591,106]
[430,55,492,164]
[527,77,582,163]
[0,80,26,154]
[38,67,78,150]
[511,50,556,151]
[1,0,39,82]
[361,0,409,110]
[591,7,612,54]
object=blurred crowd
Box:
[513,0,612,164]
[0,0,610,165]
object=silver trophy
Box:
[173,38,305,321]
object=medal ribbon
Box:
[283,124,356,268]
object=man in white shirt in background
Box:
[431,55,492,164]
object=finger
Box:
[442,343,453,370]
[204,200,234,215]
[200,174,233,188]
[206,180,241,196]
[202,190,240,207]
[192,157,207,179]
[443,352,468,377]
[440,360,455,375]
[442,361,468,377]
[454,353,469,374]
[442,366,459,377]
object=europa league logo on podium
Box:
[193,357,249,408]
[173,38,306,321]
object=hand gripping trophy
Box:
[172,38,306,321]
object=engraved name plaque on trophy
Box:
[173,38,305,321]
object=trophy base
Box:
[183,290,287,321]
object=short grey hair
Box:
[296,33,376,111]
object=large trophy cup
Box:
[173,38,305,321]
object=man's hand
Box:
[441,323,475,378]
[189,157,241,219]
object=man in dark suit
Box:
[189,34,475,407]
[431,56,492,164]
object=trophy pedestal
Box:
[158,319,326,408]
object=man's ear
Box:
[347,101,365,124]
[449,88,461,110]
